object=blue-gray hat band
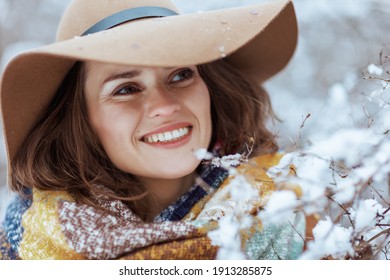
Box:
[82,6,178,36]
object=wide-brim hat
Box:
[0,0,297,173]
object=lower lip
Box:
[142,127,192,149]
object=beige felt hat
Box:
[0,0,297,170]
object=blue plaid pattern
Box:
[154,163,228,222]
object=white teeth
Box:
[164,131,173,141]
[144,127,190,143]
[172,130,180,138]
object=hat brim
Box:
[1,0,297,166]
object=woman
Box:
[0,0,308,259]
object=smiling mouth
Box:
[142,126,192,144]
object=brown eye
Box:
[113,83,142,96]
[170,68,195,84]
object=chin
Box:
[158,162,200,179]
[162,168,197,179]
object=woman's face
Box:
[83,62,212,181]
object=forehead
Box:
[84,61,142,76]
[83,62,159,89]
[83,61,184,79]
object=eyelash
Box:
[112,83,142,96]
[170,68,195,84]
[111,68,196,97]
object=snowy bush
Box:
[205,47,390,259]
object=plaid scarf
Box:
[0,154,307,260]
[155,163,228,221]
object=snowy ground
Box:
[0,0,389,258]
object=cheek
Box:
[188,83,212,137]
[86,102,139,148]
[198,84,212,122]
[90,113,117,155]
[86,102,110,139]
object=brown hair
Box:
[11,59,278,218]
[198,60,278,156]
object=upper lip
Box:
[140,122,193,140]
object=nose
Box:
[145,87,181,118]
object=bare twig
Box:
[369,185,390,207]
[366,228,390,244]
[363,75,390,83]
[327,194,355,227]
[300,113,312,130]
[288,218,306,243]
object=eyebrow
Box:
[102,70,141,84]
